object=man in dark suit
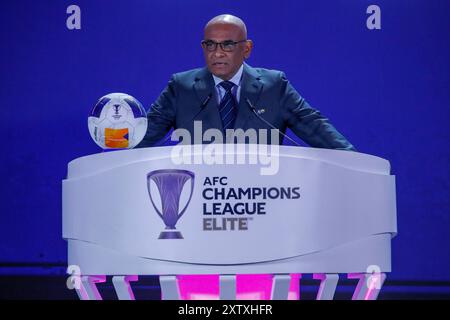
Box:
[137,14,355,150]
[137,14,355,300]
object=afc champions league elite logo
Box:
[147,169,195,239]
[112,104,122,120]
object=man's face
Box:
[202,23,252,80]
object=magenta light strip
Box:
[177,274,300,300]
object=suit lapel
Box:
[234,63,264,130]
[193,68,223,131]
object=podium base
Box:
[159,231,183,239]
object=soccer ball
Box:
[88,93,148,149]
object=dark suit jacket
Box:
[136,64,355,150]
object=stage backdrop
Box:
[0,0,449,282]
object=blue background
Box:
[0,0,449,282]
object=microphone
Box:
[245,98,302,146]
[198,93,213,113]
[159,93,212,145]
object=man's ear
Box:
[244,40,253,59]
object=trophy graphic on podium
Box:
[147,169,195,239]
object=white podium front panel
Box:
[63,145,397,275]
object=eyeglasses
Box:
[201,39,247,52]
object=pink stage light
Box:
[177,274,300,300]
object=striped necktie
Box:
[218,81,237,131]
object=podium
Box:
[62,144,397,300]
